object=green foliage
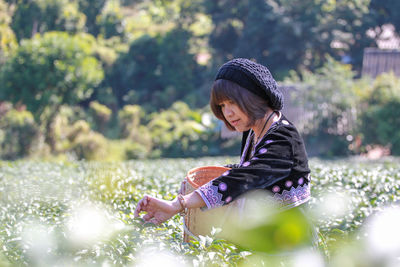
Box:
[361,101,400,155]
[107,28,201,110]
[57,1,87,33]
[221,202,314,254]
[11,0,86,41]
[0,0,399,159]
[49,105,87,152]
[66,119,91,142]
[370,0,400,37]
[124,141,150,159]
[96,0,125,39]
[89,101,111,133]
[117,104,153,158]
[204,0,374,76]
[359,73,400,154]
[49,109,110,161]
[77,0,107,36]
[0,106,39,159]
[118,104,143,138]
[285,58,358,157]
[70,130,108,160]
[147,101,219,157]
[0,0,16,63]
[0,32,104,120]
[0,157,399,266]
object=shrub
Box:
[125,142,149,160]
[50,106,88,152]
[67,120,91,142]
[0,108,39,159]
[284,58,358,157]
[118,105,143,138]
[147,101,219,157]
[70,131,108,160]
[358,73,400,155]
[89,101,111,133]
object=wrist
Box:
[176,194,188,215]
[172,197,184,214]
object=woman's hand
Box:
[134,195,182,225]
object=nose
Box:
[224,105,234,117]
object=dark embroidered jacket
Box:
[196,114,311,210]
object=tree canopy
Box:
[0,31,103,119]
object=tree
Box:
[11,0,86,41]
[78,0,107,36]
[284,57,358,156]
[0,105,39,159]
[0,0,16,63]
[96,0,125,39]
[107,28,201,111]
[0,31,104,149]
[204,0,374,77]
[370,0,400,33]
[359,73,400,155]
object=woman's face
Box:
[219,100,251,132]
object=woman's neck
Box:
[251,110,277,140]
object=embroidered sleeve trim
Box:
[273,182,311,210]
[195,181,224,210]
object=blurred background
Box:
[0,0,399,161]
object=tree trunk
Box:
[43,105,61,153]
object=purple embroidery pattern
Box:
[298,177,304,185]
[285,180,293,188]
[225,196,232,203]
[239,131,254,166]
[265,140,273,144]
[243,161,250,167]
[196,181,224,209]
[274,183,311,209]
[272,185,280,193]
[259,148,268,154]
[222,171,230,176]
[219,182,228,191]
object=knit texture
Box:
[215,58,284,110]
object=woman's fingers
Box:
[134,195,149,217]
[133,202,141,217]
[134,195,175,225]
[148,218,159,225]
[142,213,153,221]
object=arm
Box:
[196,128,301,210]
[134,191,206,224]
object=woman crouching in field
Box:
[134,58,311,228]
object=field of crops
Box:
[0,157,399,266]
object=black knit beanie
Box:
[215,58,283,110]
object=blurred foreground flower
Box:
[312,191,352,220]
[134,247,188,267]
[364,205,400,262]
[66,202,124,247]
[21,222,56,265]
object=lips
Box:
[230,119,240,126]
